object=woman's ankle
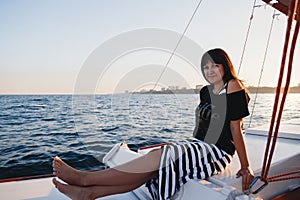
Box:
[79,171,90,186]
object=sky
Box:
[0,0,299,94]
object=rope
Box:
[260,0,299,181]
[237,0,257,75]
[151,0,204,92]
[248,9,279,128]
[267,170,300,182]
[268,175,300,182]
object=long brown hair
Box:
[201,48,239,83]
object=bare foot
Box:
[52,156,86,186]
[52,178,93,200]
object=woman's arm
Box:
[227,79,254,192]
[230,119,254,192]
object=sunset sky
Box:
[1,0,299,94]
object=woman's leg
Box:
[52,177,146,200]
[53,148,162,186]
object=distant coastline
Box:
[247,86,300,94]
[133,85,300,94]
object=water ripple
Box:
[0,94,299,180]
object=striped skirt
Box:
[146,140,232,200]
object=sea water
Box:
[1,93,300,179]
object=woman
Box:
[52,48,254,200]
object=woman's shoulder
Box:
[227,79,245,94]
[200,85,209,92]
[199,85,211,99]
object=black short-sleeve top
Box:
[193,84,250,155]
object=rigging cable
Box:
[151,0,204,91]
[248,0,300,194]
[237,0,257,75]
[252,0,300,192]
[248,9,279,128]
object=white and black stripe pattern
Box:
[198,102,211,120]
[146,141,232,200]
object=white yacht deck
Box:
[0,120,299,200]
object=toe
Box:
[54,156,62,162]
[52,178,58,187]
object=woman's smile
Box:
[203,60,224,84]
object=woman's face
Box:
[202,60,225,85]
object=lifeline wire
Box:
[237,0,257,75]
[151,0,204,92]
[248,9,278,128]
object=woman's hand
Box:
[236,166,254,192]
